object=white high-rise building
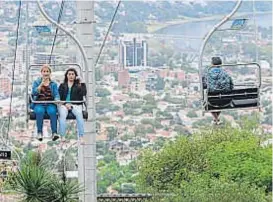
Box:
[119,38,148,68]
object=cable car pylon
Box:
[37,1,97,202]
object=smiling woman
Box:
[31,64,60,142]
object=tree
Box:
[155,77,165,91]
[127,22,147,33]
[95,68,103,81]
[96,88,111,97]
[186,110,198,118]
[137,125,272,201]
[143,94,156,105]
[171,176,270,202]
[107,126,118,141]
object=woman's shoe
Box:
[52,133,60,141]
[37,133,43,142]
[212,120,217,125]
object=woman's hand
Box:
[65,103,72,110]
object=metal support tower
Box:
[37,1,97,201]
[76,2,97,202]
[25,1,30,127]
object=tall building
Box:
[119,38,148,68]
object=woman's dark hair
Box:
[64,68,79,83]
[211,57,222,66]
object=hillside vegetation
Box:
[137,123,272,202]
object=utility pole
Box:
[25,1,30,127]
[37,1,96,201]
[76,2,97,202]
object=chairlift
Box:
[26,63,88,123]
[201,62,261,112]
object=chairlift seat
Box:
[204,87,259,111]
[28,93,88,120]
[29,110,88,120]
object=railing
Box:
[97,194,152,202]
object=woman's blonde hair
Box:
[40,64,52,73]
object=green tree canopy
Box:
[137,125,272,201]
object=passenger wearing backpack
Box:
[205,57,234,125]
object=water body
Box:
[156,13,272,52]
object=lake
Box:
[156,13,272,52]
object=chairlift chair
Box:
[201,62,261,112]
[26,63,88,123]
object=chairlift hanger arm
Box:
[198,0,243,99]
[37,1,89,106]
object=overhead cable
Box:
[94,0,121,67]
[49,0,65,64]
[7,0,22,141]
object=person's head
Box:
[40,64,51,80]
[211,57,222,66]
[64,68,79,83]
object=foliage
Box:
[169,176,270,202]
[96,88,111,97]
[186,110,198,118]
[156,111,173,119]
[7,151,83,202]
[96,97,120,114]
[163,94,185,105]
[155,77,165,91]
[137,125,272,201]
[143,94,156,105]
[95,68,103,81]
[98,160,138,194]
[141,119,163,129]
[106,126,118,141]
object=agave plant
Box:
[49,178,84,202]
[7,151,84,202]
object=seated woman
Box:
[31,64,60,141]
[58,68,87,142]
[206,57,234,125]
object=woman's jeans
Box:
[34,104,57,134]
[58,105,84,137]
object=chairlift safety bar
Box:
[207,106,259,113]
[204,62,261,88]
[208,92,258,98]
[30,96,86,104]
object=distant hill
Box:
[95,1,272,33]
